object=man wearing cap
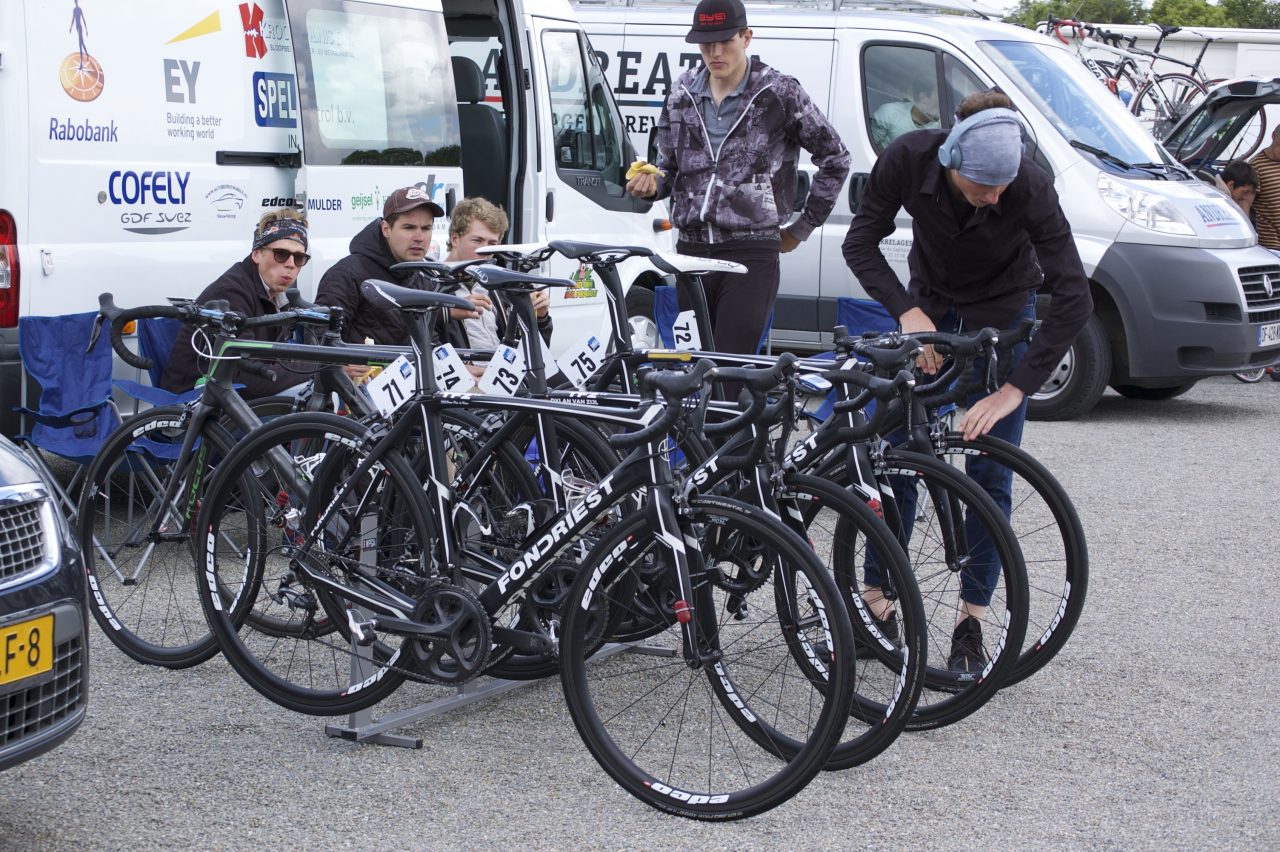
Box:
[625,0,849,356]
[842,90,1091,674]
[315,184,468,346]
[160,207,313,398]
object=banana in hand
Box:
[626,159,665,181]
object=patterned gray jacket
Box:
[653,58,850,245]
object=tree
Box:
[1004,0,1146,29]
[1217,0,1280,27]
[1148,0,1229,25]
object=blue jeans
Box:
[864,295,1033,607]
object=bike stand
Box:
[324,641,636,749]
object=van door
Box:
[527,17,659,348]
[284,0,464,285]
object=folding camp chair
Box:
[112,316,202,406]
[13,311,121,518]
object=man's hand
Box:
[450,293,491,321]
[344,364,371,380]
[958,383,1025,440]
[780,229,801,253]
[532,289,550,319]
[899,307,941,374]
[626,171,658,199]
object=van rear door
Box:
[284,0,464,278]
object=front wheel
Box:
[1028,313,1110,421]
[1131,73,1205,140]
[559,496,854,820]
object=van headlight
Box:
[1097,174,1195,236]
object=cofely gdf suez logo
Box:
[253,72,298,128]
[98,170,193,235]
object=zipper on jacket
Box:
[682,79,774,244]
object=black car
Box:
[0,435,88,771]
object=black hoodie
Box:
[314,218,428,345]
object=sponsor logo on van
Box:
[253,72,299,128]
[1194,203,1237,228]
[261,196,299,207]
[163,59,201,104]
[206,184,248,219]
[61,1,104,101]
[99,170,193,235]
[167,10,221,45]
[307,197,344,212]
[240,3,290,60]
[48,117,118,143]
[565,264,598,300]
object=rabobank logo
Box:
[61,0,105,101]
[49,117,118,143]
[98,170,193,235]
[253,72,298,128]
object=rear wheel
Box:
[1132,73,1205,140]
[1233,369,1267,384]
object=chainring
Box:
[409,580,492,685]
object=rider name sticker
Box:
[556,334,606,389]
[672,310,702,351]
[477,344,528,396]
[432,343,475,393]
[366,354,418,418]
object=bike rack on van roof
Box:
[574,0,1002,19]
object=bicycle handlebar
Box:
[608,359,716,450]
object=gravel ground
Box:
[2,376,1277,850]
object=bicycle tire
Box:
[821,449,1029,730]
[782,473,927,769]
[931,434,1088,687]
[559,495,854,820]
[78,406,247,669]
[1233,368,1268,383]
[1132,73,1205,140]
[197,412,430,716]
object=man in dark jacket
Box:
[842,90,1092,674]
[625,0,849,355]
[315,185,449,346]
[159,209,311,398]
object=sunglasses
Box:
[267,247,311,267]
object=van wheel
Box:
[1027,314,1110,421]
[625,285,659,349]
[1110,382,1196,400]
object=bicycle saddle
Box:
[465,264,573,292]
[546,240,654,263]
[649,253,746,276]
[360,279,475,313]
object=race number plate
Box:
[672,310,702,351]
[1,614,54,687]
[366,355,418,418]
[1258,322,1280,348]
[478,344,528,396]
[556,334,606,389]
[432,344,475,393]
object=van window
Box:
[942,55,986,120]
[288,0,461,166]
[543,30,630,199]
[863,45,942,152]
[979,39,1171,171]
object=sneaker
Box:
[948,616,987,674]
[854,610,899,656]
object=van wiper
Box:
[1069,140,1137,172]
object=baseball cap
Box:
[685,0,748,44]
[383,185,445,219]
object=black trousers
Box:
[675,240,781,355]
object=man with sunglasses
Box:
[160,208,313,398]
[315,184,454,348]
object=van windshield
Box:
[978,39,1176,175]
[289,0,461,166]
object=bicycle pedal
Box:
[346,610,377,646]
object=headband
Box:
[253,218,308,252]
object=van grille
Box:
[1,636,85,749]
[0,501,46,584]
[1239,264,1280,324]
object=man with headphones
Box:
[842,89,1092,674]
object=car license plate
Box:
[0,614,55,686]
[1260,322,1280,348]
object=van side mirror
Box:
[646,126,659,164]
[848,173,870,214]
[794,171,811,213]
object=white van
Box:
[574,0,1280,419]
[0,0,665,436]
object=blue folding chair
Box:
[13,312,121,517]
[112,316,203,406]
[801,298,899,422]
[653,285,774,353]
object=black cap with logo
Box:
[685,0,748,44]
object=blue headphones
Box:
[937,108,1028,170]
